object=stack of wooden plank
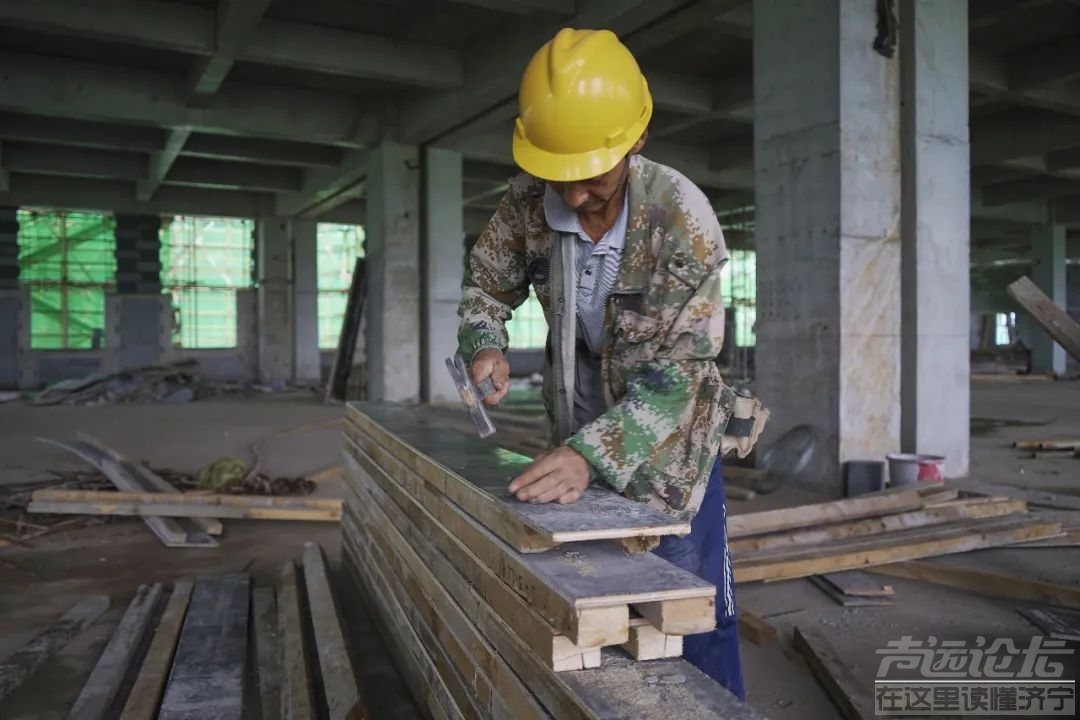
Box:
[729,485,1065,583]
[0,542,366,719]
[340,402,761,720]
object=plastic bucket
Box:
[886,453,945,486]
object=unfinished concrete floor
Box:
[0,379,1077,719]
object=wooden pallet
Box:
[340,402,760,719]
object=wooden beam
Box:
[736,609,778,646]
[28,488,342,522]
[868,560,1080,609]
[278,562,315,720]
[250,588,281,720]
[1007,275,1080,362]
[119,582,194,720]
[948,479,1080,511]
[792,627,873,720]
[68,584,164,720]
[726,488,925,539]
[0,596,110,702]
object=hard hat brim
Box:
[511,97,652,183]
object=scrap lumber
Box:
[1014,438,1080,451]
[621,619,683,661]
[325,257,366,404]
[736,609,778,645]
[119,582,193,720]
[0,595,110,701]
[1016,606,1080,642]
[726,487,926,539]
[819,571,893,597]
[278,562,315,720]
[808,576,893,607]
[343,432,715,644]
[67,583,164,720]
[868,560,1080,609]
[301,542,368,720]
[38,436,218,548]
[28,488,342,522]
[946,479,1080,511]
[1007,275,1080,362]
[792,627,873,720]
[346,403,690,551]
[251,588,281,720]
[733,515,1062,583]
[158,574,249,720]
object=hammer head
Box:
[445,353,497,438]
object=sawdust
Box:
[560,549,598,577]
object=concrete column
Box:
[1030,222,1067,375]
[292,219,320,384]
[422,147,464,403]
[111,214,168,370]
[899,0,970,477]
[0,207,24,389]
[365,141,421,403]
[754,0,902,491]
[256,216,293,385]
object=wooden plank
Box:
[1014,438,1080,450]
[29,488,342,522]
[729,499,1026,553]
[0,595,110,701]
[37,437,217,548]
[346,404,691,548]
[251,588,281,720]
[119,582,194,720]
[726,488,925,539]
[1007,275,1080,362]
[792,627,872,720]
[325,256,366,404]
[68,583,164,720]
[734,516,1062,583]
[736,609,778,645]
[946,479,1080,511]
[343,433,713,637]
[1016,606,1080,642]
[343,506,544,718]
[808,576,894,607]
[868,560,1080,609]
[621,620,683,661]
[301,542,368,720]
[343,457,612,665]
[278,562,315,720]
[158,574,249,720]
[820,571,894,597]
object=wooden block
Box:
[301,542,367,720]
[278,562,315,720]
[1016,606,1080,642]
[343,435,710,646]
[869,560,1080,609]
[808,576,894,607]
[0,595,110,701]
[346,404,690,550]
[792,627,873,720]
[622,620,684,660]
[820,571,894,597]
[736,609,778,645]
[158,574,249,720]
[120,582,194,720]
[726,488,925,539]
[734,516,1063,583]
[251,588,281,720]
[68,583,164,720]
[632,597,716,635]
[28,488,343,522]
[1007,275,1080,362]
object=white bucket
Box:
[886,453,945,486]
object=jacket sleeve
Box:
[457,189,531,361]
[566,220,731,512]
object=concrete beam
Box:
[1009,33,1080,91]
[0,173,273,218]
[3,142,148,181]
[623,0,748,56]
[447,0,575,13]
[0,112,165,154]
[188,0,274,105]
[275,149,368,218]
[972,185,1048,223]
[971,109,1080,165]
[708,133,754,171]
[137,128,191,201]
[971,45,1080,118]
[182,133,342,167]
[396,0,700,144]
[167,157,303,193]
[1047,145,1080,172]
[649,73,754,139]
[0,1,463,90]
[1052,195,1080,224]
[0,51,376,146]
[970,0,1060,29]
[982,177,1080,206]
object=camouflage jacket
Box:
[457,154,736,519]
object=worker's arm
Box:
[457,188,531,403]
[565,218,731,514]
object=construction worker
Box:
[456,28,767,698]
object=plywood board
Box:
[346,404,690,549]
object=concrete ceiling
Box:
[0,0,1076,260]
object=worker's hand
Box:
[470,348,510,406]
[508,446,591,504]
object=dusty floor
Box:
[0,379,1077,719]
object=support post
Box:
[1029,222,1067,375]
[292,219,320,384]
[257,216,293,385]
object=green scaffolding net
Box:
[316,223,365,349]
[17,208,117,350]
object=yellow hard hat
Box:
[512,28,652,182]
